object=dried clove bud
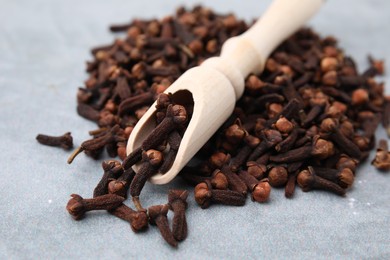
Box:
[211,170,229,190]
[168,190,189,241]
[148,204,177,247]
[371,139,390,171]
[130,150,163,210]
[268,166,288,187]
[238,171,271,202]
[297,167,345,196]
[142,104,187,151]
[312,167,355,189]
[66,194,125,220]
[36,132,73,150]
[194,180,246,209]
[109,204,148,232]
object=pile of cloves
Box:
[184,27,388,204]
[36,6,389,247]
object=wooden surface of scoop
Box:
[127,0,324,184]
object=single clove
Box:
[148,204,178,247]
[194,180,246,209]
[130,149,163,210]
[297,167,345,196]
[238,171,271,202]
[66,193,125,220]
[109,204,148,232]
[36,132,73,150]
[168,190,189,241]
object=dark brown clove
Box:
[109,204,148,232]
[36,132,73,150]
[67,125,122,164]
[210,170,229,190]
[270,136,334,163]
[246,161,267,179]
[66,193,125,220]
[130,149,163,210]
[194,180,246,209]
[371,139,390,171]
[268,166,288,187]
[159,131,182,173]
[168,190,189,241]
[107,168,136,198]
[220,165,247,196]
[122,147,143,170]
[312,167,355,189]
[248,129,282,161]
[238,171,271,202]
[297,167,345,196]
[142,104,187,151]
[148,204,177,247]
[284,171,298,198]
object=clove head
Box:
[372,150,390,171]
[263,129,283,145]
[268,166,288,187]
[296,169,315,192]
[131,211,149,232]
[194,182,212,209]
[108,180,127,197]
[246,161,267,180]
[336,154,359,172]
[143,149,163,167]
[252,180,271,203]
[59,132,74,149]
[168,189,189,208]
[320,57,339,72]
[351,89,369,106]
[312,136,335,159]
[353,135,370,151]
[156,93,172,110]
[102,160,122,172]
[209,152,229,169]
[167,104,187,125]
[320,118,338,133]
[338,168,354,189]
[66,194,86,220]
[211,170,228,190]
[225,123,247,144]
[274,117,294,134]
[244,135,261,148]
[148,204,169,225]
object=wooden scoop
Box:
[127,0,324,184]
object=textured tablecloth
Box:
[0,0,389,259]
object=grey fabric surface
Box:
[0,0,389,259]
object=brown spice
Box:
[36,132,73,150]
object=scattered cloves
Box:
[54,5,389,248]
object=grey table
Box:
[1,0,389,259]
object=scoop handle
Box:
[205,0,323,99]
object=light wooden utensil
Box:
[127,0,324,184]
